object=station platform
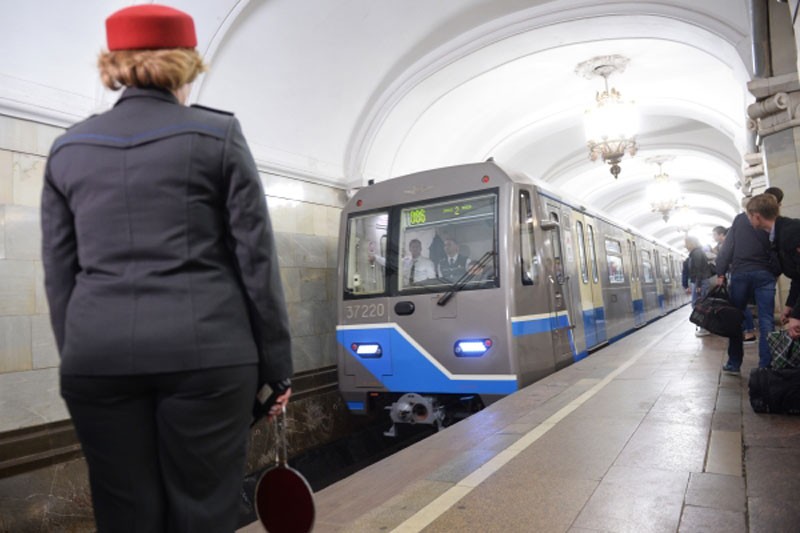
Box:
[240,307,800,532]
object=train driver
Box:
[403,238,436,286]
[438,236,473,282]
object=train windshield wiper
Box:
[437,251,495,306]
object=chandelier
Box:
[671,200,694,233]
[646,155,680,222]
[576,55,639,179]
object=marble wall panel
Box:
[299,268,327,303]
[0,316,32,373]
[0,149,12,204]
[287,301,315,337]
[32,315,58,370]
[326,235,338,269]
[280,267,301,304]
[321,332,338,367]
[34,262,48,315]
[0,116,61,156]
[290,334,322,373]
[0,260,36,316]
[295,202,314,235]
[4,205,40,260]
[274,231,298,268]
[294,234,327,268]
[0,205,5,260]
[266,197,298,234]
[12,153,45,208]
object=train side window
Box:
[587,224,599,283]
[344,211,389,296]
[519,191,538,285]
[605,238,625,284]
[629,240,639,281]
[654,250,661,279]
[576,221,589,284]
[549,211,565,284]
[641,250,654,282]
[661,255,670,283]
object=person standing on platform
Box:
[686,236,714,336]
[41,5,293,532]
[715,187,783,372]
[714,225,755,343]
[746,193,800,338]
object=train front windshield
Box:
[344,192,499,297]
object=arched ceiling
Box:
[2,0,756,250]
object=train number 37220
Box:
[344,303,386,320]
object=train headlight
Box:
[351,343,382,358]
[454,339,492,357]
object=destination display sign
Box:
[404,194,495,227]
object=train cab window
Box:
[587,224,599,283]
[397,192,498,292]
[519,191,539,285]
[344,211,389,296]
[641,250,654,283]
[576,221,589,284]
[605,238,625,284]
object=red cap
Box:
[106,4,197,51]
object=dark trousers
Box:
[61,364,257,533]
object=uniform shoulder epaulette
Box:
[190,103,234,116]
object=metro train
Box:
[336,161,689,435]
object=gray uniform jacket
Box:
[41,87,292,385]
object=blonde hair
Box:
[98,48,207,91]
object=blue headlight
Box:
[351,343,382,358]
[454,339,492,357]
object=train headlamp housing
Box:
[351,342,382,358]
[454,339,492,357]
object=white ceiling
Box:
[1,0,756,249]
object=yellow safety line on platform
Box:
[390,320,681,533]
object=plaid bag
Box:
[768,330,800,370]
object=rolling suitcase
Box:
[748,367,800,414]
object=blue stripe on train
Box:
[337,327,518,395]
[582,307,608,349]
[511,313,570,336]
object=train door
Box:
[628,236,645,326]
[584,216,607,345]
[653,250,666,314]
[544,203,575,368]
[572,213,595,356]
